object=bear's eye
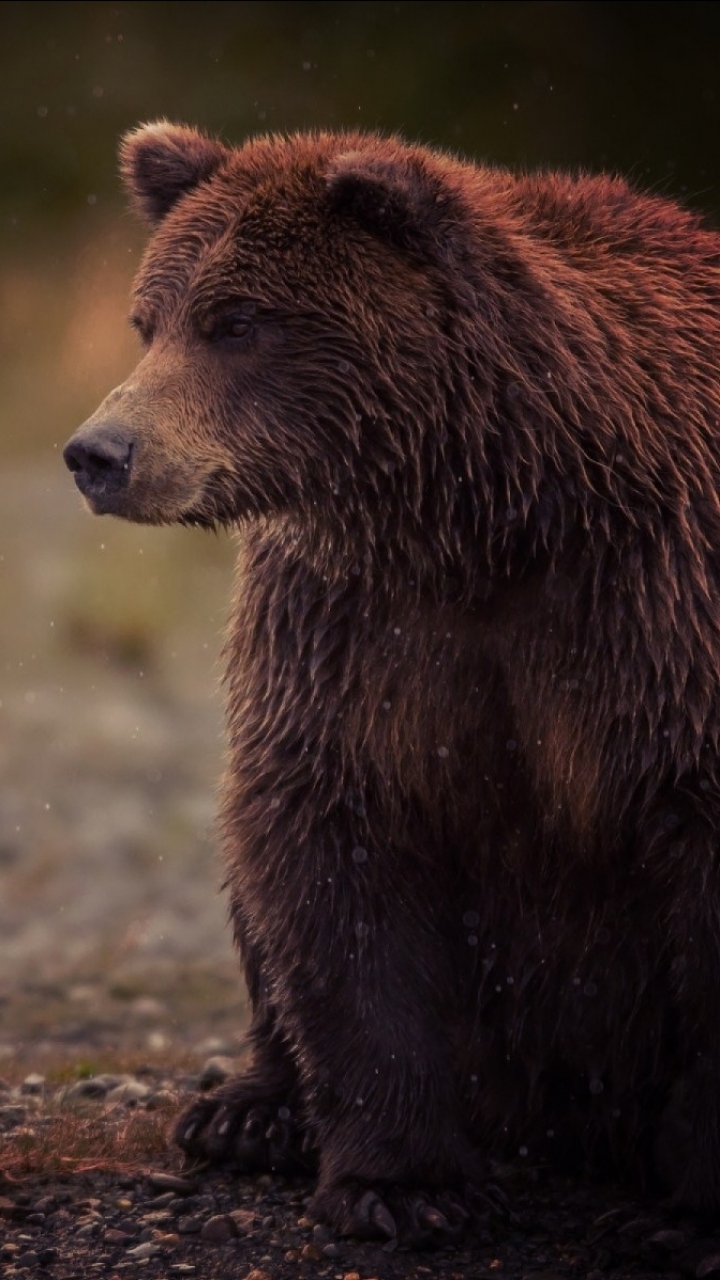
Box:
[130,313,154,348]
[203,307,256,346]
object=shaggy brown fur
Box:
[64,122,720,1245]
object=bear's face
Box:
[64,124,466,534]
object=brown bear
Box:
[63,121,720,1245]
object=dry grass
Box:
[0,1095,179,1184]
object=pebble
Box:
[104,1227,136,1244]
[200,1213,238,1243]
[199,1055,237,1088]
[147,1172,197,1195]
[62,1073,131,1100]
[230,1208,255,1233]
[105,1079,151,1105]
[20,1073,44,1095]
[126,1240,164,1259]
[177,1214,203,1234]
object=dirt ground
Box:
[3,462,720,1279]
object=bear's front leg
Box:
[175,931,312,1175]
[223,781,481,1246]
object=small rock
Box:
[139,1210,173,1226]
[15,1252,38,1270]
[145,1088,177,1109]
[105,1080,150,1105]
[148,1191,176,1208]
[104,1228,136,1244]
[147,1172,197,1195]
[63,1073,130,1100]
[115,1217,139,1234]
[201,1214,238,1244]
[20,1074,44,1095]
[243,1272,274,1280]
[76,1221,100,1238]
[322,1242,341,1258]
[229,1208,255,1234]
[301,1242,324,1262]
[312,1222,332,1243]
[177,1215,203,1234]
[126,1240,164,1259]
[155,1232,180,1249]
[188,1195,217,1212]
[38,1248,58,1265]
[31,1196,56,1214]
[199,1056,237,1089]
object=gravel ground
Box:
[5,463,720,1278]
[5,1057,720,1280]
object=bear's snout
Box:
[63,424,134,509]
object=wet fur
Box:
[71,124,720,1235]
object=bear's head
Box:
[63,122,478,573]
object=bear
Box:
[63,121,720,1246]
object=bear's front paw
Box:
[310,1178,474,1248]
[175,1077,314,1174]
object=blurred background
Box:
[3,0,720,1055]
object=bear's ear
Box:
[119,121,228,225]
[326,149,457,257]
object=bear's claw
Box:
[311,1180,473,1248]
[175,1081,313,1175]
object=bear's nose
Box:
[63,426,134,490]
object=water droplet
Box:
[463,910,479,927]
[351,846,368,864]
